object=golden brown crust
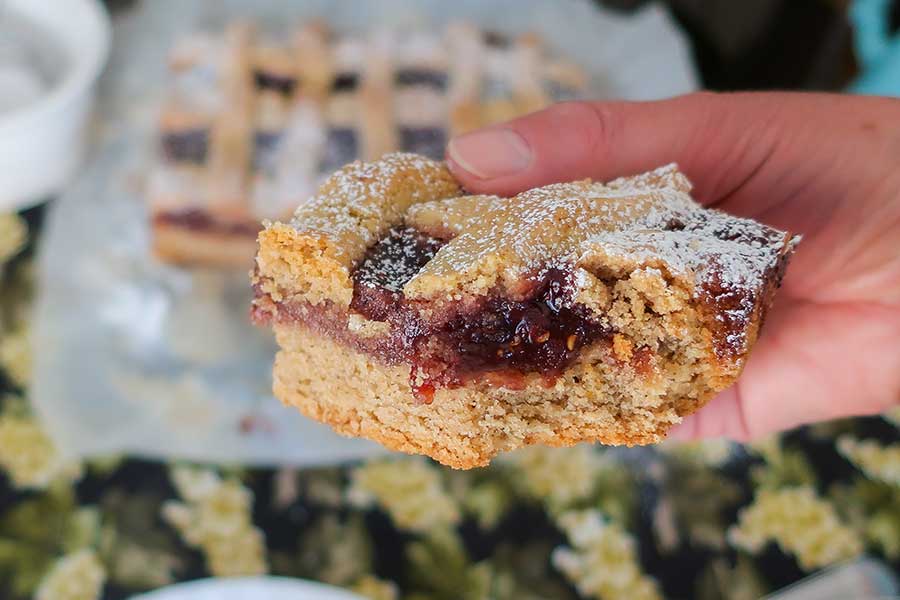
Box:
[255,153,460,308]
[204,22,256,212]
[292,21,333,104]
[402,181,692,301]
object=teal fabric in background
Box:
[851,0,900,95]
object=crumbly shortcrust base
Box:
[273,324,720,469]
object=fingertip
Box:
[666,387,753,443]
[667,416,698,441]
[445,100,616,195]
[445,127,534,195]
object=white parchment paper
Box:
[33,0,698,467]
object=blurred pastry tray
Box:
[33,0,698,467]
[148,20,590,268]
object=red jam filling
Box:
[424,269,606,378]
[348,227,610,401]
[252,69,298,95]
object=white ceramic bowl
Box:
[128,577,367,600]
[0,0,110,211]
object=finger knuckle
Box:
[544,101,619,162]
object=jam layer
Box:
[257,227,614,402]
[424,269,607,379]
[162,129,209,164]
[252,69,298,95]
[154,209,260,238]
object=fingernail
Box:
[447,128,532,179]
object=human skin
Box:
[445,92,900,441]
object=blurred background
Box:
[106,0,878,89]
[605,0,861,90]
[0,1,898,599]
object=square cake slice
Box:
[252,153,798,469]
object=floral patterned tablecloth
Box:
[0,211,898,600]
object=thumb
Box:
[445,92,782,202]
[668,301,900,442]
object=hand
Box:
[445,92,900,441]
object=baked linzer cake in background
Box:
[147,21,588,268]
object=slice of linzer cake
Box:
[251,153,798,469]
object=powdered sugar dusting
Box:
[584,210,788,290]
[604,162,692,194]
[285,152,459,263]
[354,227,444,292]
[397,161,795,356]
[267,155,796,357]
[403,171,706,296]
